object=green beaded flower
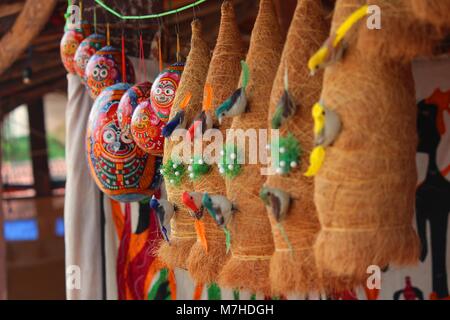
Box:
[271,133,301,175]
[188,155,211,180]
[218,144,241,179]
[160,159,186,186]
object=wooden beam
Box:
[0,113,6,300]
[0,77,66,116]
[0,0,58,76]
[27,98,52,197]
[0,2,24,19]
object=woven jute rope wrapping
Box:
[187,0,245,284]
[263,0,331,295]
[357,0,442,62]
[218,0,283,295]
[409,0,450,29]
[158,20,211,270]
[314,0,420,286]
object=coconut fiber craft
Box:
[313,0,420,286]
[217,0,283,295]
[187,0,245,285]
[158,20,211,270]
[261,0,331,295]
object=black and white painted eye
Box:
[155,88,163,95]
[103,129,116,144]
[93,69,99,77]
[100,69,108,78]
[121,132,133,144]
[165,88,175,96]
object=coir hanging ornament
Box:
[313,0,420,287]
[158,20,211,270]
[187,0,245,285]
[263,0,331,295]
[86,83,161,202]
[217,0,284,295]
[131,63,184,156]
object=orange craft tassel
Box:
[194,220,208,253]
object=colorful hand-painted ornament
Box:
[215,61,250,124]
[85,46,136,99]
[271,133,301,175]
[117,82,152,134]
[150,62,184,122]
[160,159,186,186]
[202,193,236,253]
[130,101,166,155]
[60,23,91,74]
[150,196,177,243]
[272,68,297,129]
[86,83,160,202]
[74,34,106,81]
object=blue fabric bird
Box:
[150,196,177,243]
[215,60,250,124]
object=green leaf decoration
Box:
[188,155,211,180]
[233,289,240,300]
[218,144,241,179]
[224,227,231,254]
[207,283,222,300]
[271,133,302,175]
[160,159,186,186]
[241,60,250,89]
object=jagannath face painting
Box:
[74,34,106,81]
[60,30,85,74]
[117,82,152,135]
[87,84,160,202]
[85,46,135,99]
[150,62,184,122]
[130,101,166,156]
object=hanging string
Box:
[106,23,111,46]
[157,18,163,72]
[94,5,97,34]
[121,29,127,83]
[79,0,83,21]
[94,0,207,20]
[139,32,147,81]
[175,11,181,62]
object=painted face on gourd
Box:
[85,46,135,99]
[74,34,106,81]
[60,30,85,74]
[130,101,166,155]
[117,82,152,135]
[87,83,160,202]
[150,63,184,121]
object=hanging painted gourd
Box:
[86,83,161,202]
[85,46,136,99]
[117,82,152,135]
[74,34,106,82]
[130,101,166,156]
[60,23,91,74]
[150,62,184,122]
